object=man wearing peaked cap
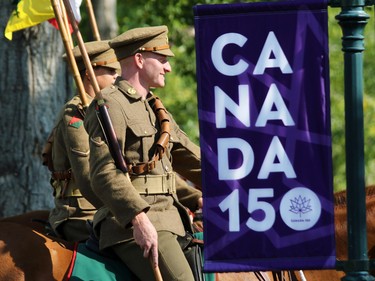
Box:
[45,40,119,242]
[109,25,174,60]
[73,40,121,74]
[84,26,203,280]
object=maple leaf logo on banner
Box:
[289,195,312,217]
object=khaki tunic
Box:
[48,95,103,241]
[84,78,202,250]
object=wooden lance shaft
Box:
[59,0,73,48]
[50,0,89,108]
[62,0,100,96]
[152,257,164,281]
[61,1,163,280]
[85,0,101,41]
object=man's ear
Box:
[134,53,144,68]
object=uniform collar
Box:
[115,77,143,101]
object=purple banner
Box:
[194,0,335,272]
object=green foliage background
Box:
[82,3,375,192]
[329,7,375,191]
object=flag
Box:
[4,0,54,40]
[4,0,82,40]
[48,0,82,33]
[70,0,82,22]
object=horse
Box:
[0,210,50,234]
[1,186,375,281]
[0,222,74,281]
[292,186,375,281]
[0,218,272,281]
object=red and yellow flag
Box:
[4,0,82,40]
[4,0,55,40]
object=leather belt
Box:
[131,172,176,195]
[51,169,82,198]
[128,160,156,175]
[51,169,72,181]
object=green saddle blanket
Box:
[67,243,139,281]
[67,233,215,281]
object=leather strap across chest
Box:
[128,95,171,175]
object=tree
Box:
[0,0,120,217]
[0,1,72,217]
[92,0,118,39]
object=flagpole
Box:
[85,0,101,41]
[62,1,163,280]
[59,0,74,49]
[51,0,89,108]
[61,0,100,96]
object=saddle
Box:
[84,220,213,281]
[67,243,138,281]
[66,221,138,281]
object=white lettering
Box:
[253,31,293,75]
[211,33,249,76]
[218,138,254,180]
[258,136,296,179]
[215,85,250,128]
[255,84,295,127]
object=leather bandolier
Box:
[96,94,177,196]
[127,95,171,175]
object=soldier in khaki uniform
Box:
[84,26,202,280]
[46,41,120,242]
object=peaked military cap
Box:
[109,25,174,60]
[68,40,120,72]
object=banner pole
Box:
[51,0,89,108]
[334,0,375,279]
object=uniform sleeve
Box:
[84,95,150,228]
[169,115,202,188]
[62,101,103,209]
[175,174,202,212]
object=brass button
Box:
[128,88,136,95]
